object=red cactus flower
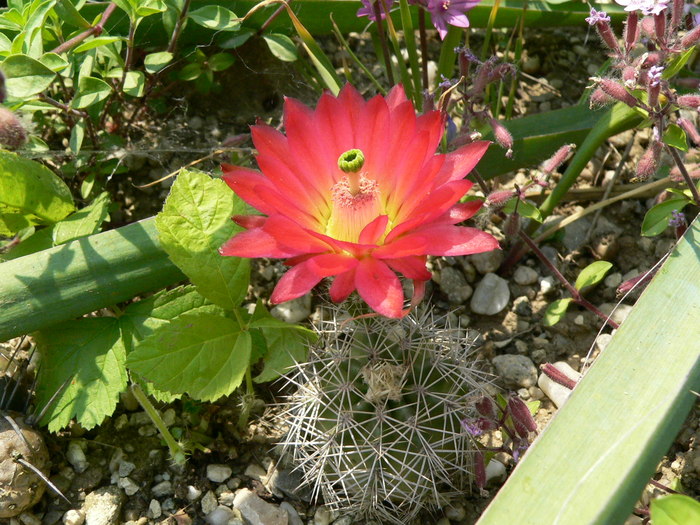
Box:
[220,85,499,318]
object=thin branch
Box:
[51,2,117,55]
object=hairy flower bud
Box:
[681,24,700,49]
[540,363,577,390]
[490,118,513,159]
[677,95,700,109]
[596,21,622,56]
[542,144,575,174]
[616,268,656,297]
[0,107,26,150]
[641,16,655,37]
[636,140,662,180]
[589,87,614,109]
[624,12,639,52]
[671,0,684,30]
[677,118,700,145]
[654,13,666,43]
[507,395,537,438]
[622,66,637,87]
[475,396,498,419]
[597,78,638,107]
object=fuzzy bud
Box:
[681,24,700,49]
[596,21,622,56]
[485,189,515,209]
[504,212,521,237]
[621,66,637,87]
[654,13,666,43]
[490,118,513,159]
[677,118,700,145]
[542,144,575,174]
[589,87,615,109]
[475,396,498,419]
[507,395,537,438]
[648,82,661,107]
[597,78,638,107]
[671,0,683,30]
[635,140,662,180]
[616,268,656,297]
[624,12,640,52]
[677,95,700,109]
[640,52,663,68]
[471,61,493,96]
[0,107,26,150]
[540,363,577,390]
[641,16,656,37]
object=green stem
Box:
[399,0,422,110]
[130,383,187,465]
[373,1,395,85]
[331,15,386,94]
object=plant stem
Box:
[418,9,429,94]
[373,1,395,85]
[130,383,187,465]
[667,145,700,206]
[51,2,117,54]
[167,0,192,53]
[517,231,619,329]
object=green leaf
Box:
[249,307,315,383]
[0,150,74,234]
[208,52,234,72]
[0,33,12,54]
[69,119,85,154]
[574,261,613,291]
[543,297,573,327]
[662,124,689,152]
[126,313,252,402]
[155,169,250,310]
[178,62,202,81]
[641,197,690,237]
[663,47,695,80]
[73,36,125,53]
[503,198,542,222]
[135,0,166,17]
[35,317,127,431]
[651,494,700,525]
[39,52,68,72]
[71,76,112,109]
[144,51,173,74]
[54,0,91,28]
[262,33,298,62]
[188,6,240,31]
[80,172,96,200]
[112,0,136,20]
[52,191,110,245]
[218,29,254,49]
[1,53,56,97]
[123,70,145,97]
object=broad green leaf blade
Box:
[144,51,173,73]
[262,33,298,62]
[188,6,240,31]
[126,313,252,402]
[0,150,74,233]
[0,218,185,341]
[1,53,56,97]
[71,76,112,108]
[543,297,573,327]
[651,494,700,525]
[39,52,68,72]
[52,191,111,245]
[662,124,688,152]
[477,217,700,525]
[72,36,125,53]
[123,70,145,97]
[641,197,689,237]
[574,261,613,290]
[503,198,542,222]
[35,317,127,432]
[155,169,250,310]
[208,52,235,72]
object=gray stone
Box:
[492,354,538,388]
[117,476,139,496]
[267,469,312,501]
[186,485,202,501]
[244,463,267,482]
[151,480,172,497]
[117,460,135,478]
[470,250,503,274]
[513,296,532,317]
[67,442,88,473]
[485,459,507,483]
[271,294,311,323]
[595,333,613,353]
[63,510,85,525]
[201,491,218,515]
[599,303,634,325]
[513,266,538,286]
[206,506,236,525]
[444,504,466,521]
[206,464,232,483]
[538,362,581,408]
[83,487,123,525]
[233,488,288,525]
[470,273,510,315]
[147,500,161,519]
[604,272,622,288]
[313,506,333,525]
[279,502,304,525]
[438,266,473,304]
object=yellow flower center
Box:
[327,173,382,243]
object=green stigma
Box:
[338,149,365,173]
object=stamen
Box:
[327,174,382,243]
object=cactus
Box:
[279,305,492,524]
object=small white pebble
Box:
[201,491,218,515]
[151,480,172,497]
[67,442,88,473]
[186,485,202,501]
[147,499,161,519]
[117,476,140,496]
[62,509,85,525]
[485,459,507,484]
[206,464,232,483]
[243,463,266,482]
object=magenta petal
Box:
[355,258,404,318]
[330,268,357,303]
[359,215,389,245]
[271,253,358,304]
[220,229,296,258]
[385,256,431,280]
[446,201,483,223]
[437,141,490,184]
[233,215,266,229]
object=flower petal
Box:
[384,255,431,280]
[359,214,389,245]
[376,224,499,258]
[446,201,483,223]
[436,141,491,184]
[265,215,334,254]
[355,258,404,318]
[330,268,357,303]
[233,215,266,229]
[271,253,359,303]
[220,228,296,258]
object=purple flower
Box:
[586,8,611,25]
[615,0,670,16]
[426,0,481,40]
[357,0,396,21]
[648,65,664,86]
[669,210,686,228]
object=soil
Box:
[1,24,699,525]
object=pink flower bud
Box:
[648,83,660,107]
[490,118,513,158]
[0,107,26,150]
[671,0,684,30]
[540,363,577,390]
[474,450,486,489]
[542,144,575,174]
[681,24,700,49]
[678,118,700,145]
[616,268,656,297]
[471,61,493,96]
[670,164,700,182]
[597,22,621,55]
[641,16,655,37]
[636,140,662,180]
[475,396,498,419]
[589,87,614,108]
[624,12,639,52]
[641,52,663,68]
[654,13,666,43]
[677,95,700,109]
[622,66,637,86]
[504,212,521,237]
[597,78,638,107]
[485,189,515,208]
[507,395,537,438]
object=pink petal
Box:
[436,141,491,185]
[220,228,296,258]
[271,253,358,303]
[375,224,500,258]
[355,258,405,318]
[359,214,389,245]
[330,268,357,303]
[384,256,431,280]
[264,215,333,254]
[385,84,408,109]
[446,201,483,223]
[233,215,266,229]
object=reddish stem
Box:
[52,2,117,54]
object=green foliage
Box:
[543,297,573,327]
[262,34,298,62]
[642,196,691,237]
[574,261,613,290]
[188,5,240,31]
[650,494,700,525]
[663,124,689,152]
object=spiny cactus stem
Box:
[130,382,187,465]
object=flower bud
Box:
[589,87,614,109]
[597,78,638,107]
[540,363,577,390]
[542,144,575,174]
[671,0,684,30]
[677,118,700,145]
[677,95,700,109]
[0,107,26,149]
[485,189,515,209]
[597,22,622,56]
[681,24,700,49]
[616,268,656,297]
[507,395,537,438]
[654,13,666,43]
[641,16,655,37]
[490,118,513,158]
[635,140,662,181]
[504,211,521,237]
[624,12,639,52]
[622,66,637,87]
[475,396,498,419]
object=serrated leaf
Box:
[641,197,689,237]
[71,76,112,109]
[503,197,542,222]
[263,33,298,62]
[662,124,689,152]
[1,53,56,97]
[144,51,172,74]
[155,169,250,310]
[126,313,251,402]
[249,308,315,383]
[52,191,110,245]
[651,495,700,525]
[188,6,240,31]
[73,36,125,53]
[574,261,613,290]
[35,317,127,431]
[0,150,74,234]
[123,70,145,97]
[543,297,573,327]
